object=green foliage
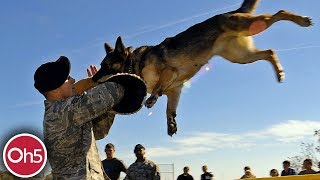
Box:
[288,130,320,172]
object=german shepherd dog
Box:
[93,0,312,136]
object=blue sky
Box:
[1,0,320,179]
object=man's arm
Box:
[68,82,124,126]
[177,175,181,180]
[123,166,132,180]
[74,77,98,94]
[123,175,130,180]
[119,160,128,173]
[74,65,100,94]
[153,164,161,180]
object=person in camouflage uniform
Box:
[124,144,160,180]
[34,56,125,180]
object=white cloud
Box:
[264,120,320,142]
[146,133,254,158]
[146,120,320,158]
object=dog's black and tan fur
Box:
[94,0,312,136]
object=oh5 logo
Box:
[3,133,47,178]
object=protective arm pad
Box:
[101,73,147,114]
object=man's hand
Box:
[87,65,98,77]
[74,65,99,94]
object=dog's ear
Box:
[115,36,126,55]
[127,46,133,53]
[104,43,113,54]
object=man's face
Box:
[303,160,312,169]
[270,170,278,177]
[134,148,145,159]
[202,166,208,173]
[105,147,115,158]
[283,163,289,170]
[58,76,76,98]
[184,167,189,174]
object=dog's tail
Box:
[234,0,259,13]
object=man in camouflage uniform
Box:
[124,144,160,180]
[34,56,124,179]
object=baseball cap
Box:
[34,56,71,93]
[134,144,145,152]
[105,143,115,150]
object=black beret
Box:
[34,56,70,93]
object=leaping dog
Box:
[93,0,312,136]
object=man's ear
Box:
[114,36,126,55]
[104,43,113,54]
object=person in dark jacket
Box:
[281,160,296,176]
[177,166,194,180]
[102,143,127,180]
[201,165,213,180]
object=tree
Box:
[288,130,320,172]
[315,130,320,153]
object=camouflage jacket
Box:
[43,82,124,180]
[124,159,160,180]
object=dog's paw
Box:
[278,71,285,83]
[167,117,177,137]
[145,96,158,108]
[301,17,313,27]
